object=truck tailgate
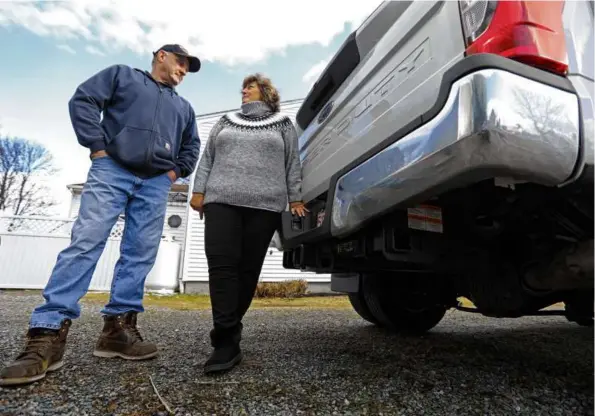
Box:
[297,0,466,202]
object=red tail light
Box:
[459,0,568,75]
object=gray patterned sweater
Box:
[192,101,303,212]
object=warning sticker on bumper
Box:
[407,205,443,233]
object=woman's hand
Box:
[190,193,205,219]
[290,201,309,217]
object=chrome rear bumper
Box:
[331,69,581,237]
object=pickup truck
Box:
[279,0,594,332]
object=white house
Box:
[64,98,331,294]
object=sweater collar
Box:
[241,100,272,118]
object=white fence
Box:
[0,215,126,237]
[0,215,181,292]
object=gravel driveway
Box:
[0,291,592,416]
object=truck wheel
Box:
[362,273,448,334]
[565,292,593,327]
[348,291,380,325]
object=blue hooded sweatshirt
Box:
[68,64,201,179]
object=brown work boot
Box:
[0,319,71,387]
[93,312,157,360]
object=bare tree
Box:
[512,89,574,137]
[0,135,58,216]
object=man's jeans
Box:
[29,156,172,330]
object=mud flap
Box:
[331,273,360,293]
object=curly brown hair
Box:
[242,73,281,113]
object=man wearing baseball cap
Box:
[155,44,201,73]
[1,44,202,386]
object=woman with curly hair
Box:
[190,73,307,374]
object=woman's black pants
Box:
[203,203,281,347]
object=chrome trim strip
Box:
[331,69,580,237]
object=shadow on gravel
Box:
[315,323,593,386]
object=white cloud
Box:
[85,45,105,56]
[303,57,331,87]
[0,0,381,65]
[57,44,76,54]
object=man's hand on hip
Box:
[167,170,177,183]
[90,150,108,160]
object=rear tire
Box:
[565,291,594,327]
[362,273,449,334]
[348,291,380,325]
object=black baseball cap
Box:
[153,44,201,73]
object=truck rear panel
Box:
[297,1,467,202]
[562,0,594,184]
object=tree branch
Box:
[0,136,59,216]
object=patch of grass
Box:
[59,291,567,313]
[84,292,212,310]
[254,279,308,298]
[82,291,351,311]
[458,297,475,308]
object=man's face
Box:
[156,51,189,86]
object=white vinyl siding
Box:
[68,194,82,218]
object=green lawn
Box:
[5,289,480,311]
[83,292,354,310]
[81,292,480,311]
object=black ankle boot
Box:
[204,344,242,374]
[204,326,243,374]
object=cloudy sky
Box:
[0,0,380,216]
